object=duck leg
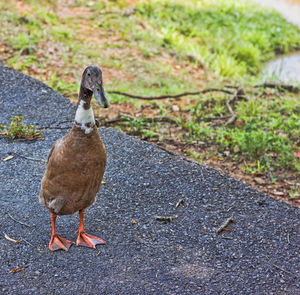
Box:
[76,209,106,248]
[49,213,74,251]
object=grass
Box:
[0,115,43,140]
[0,0,299,198]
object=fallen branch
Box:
[108,88,234,100]
[254,82,300,93]
[216,216,234,234]
[102,113,178,126]
[7,213,31,227]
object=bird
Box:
[39,66,109,251]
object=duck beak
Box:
[93,86,109,108]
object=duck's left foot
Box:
[76,231,106,248]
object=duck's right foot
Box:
[49,234,74,251]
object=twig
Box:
[4,233,21,243]
[216,216,234,234]
[13,152,47,164]
[204,115,231,122]
[224,85,239,89]
[225,89,238,125]
[40,126,71,130]
[155,215,178,222]
[222,236,233,240]
[262,254,300,279]
[108,88,234,100]
[272,264,300,279]
[224,87,248,125]
[175,199,184,208]
[254,82,299,93]
[7,213,31,227]
[22,239,34,247]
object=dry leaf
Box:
[9,267,24,273]
[4,233,21,243]
[273,191,285,196]
[2,155,14,162]
[254,177,266,185]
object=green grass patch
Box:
[0,115,43,140]
[136,0,300,79]
[182,90,300,172]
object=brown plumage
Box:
[39,125,106,215]
[39,66,109,251]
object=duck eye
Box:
[87,73,91,76]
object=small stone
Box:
[172,105,179,111]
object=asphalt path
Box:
[0,65,299,294]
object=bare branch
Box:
[225,89,238,125]
[108,88,234,100]
[254,82,299,93]
[102,113,178,125]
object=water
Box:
[263,52,300,84]
[251,0,300,83]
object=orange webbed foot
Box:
[76,231,106,249]
[49,234,74,251]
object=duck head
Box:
[81,66,109,108]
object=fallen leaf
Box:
[2,155,14,162]
[234,119,244,126]
[9,267,24,273]
[101,181,106,184]
[254,177,266,185]
[272,191,285,196]
[233,146,240,153]
[223,151,230,157]
[4,233,21,243]
[211,156,224,161]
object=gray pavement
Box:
[0,65,299,294]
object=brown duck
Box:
[39,66,109,251]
